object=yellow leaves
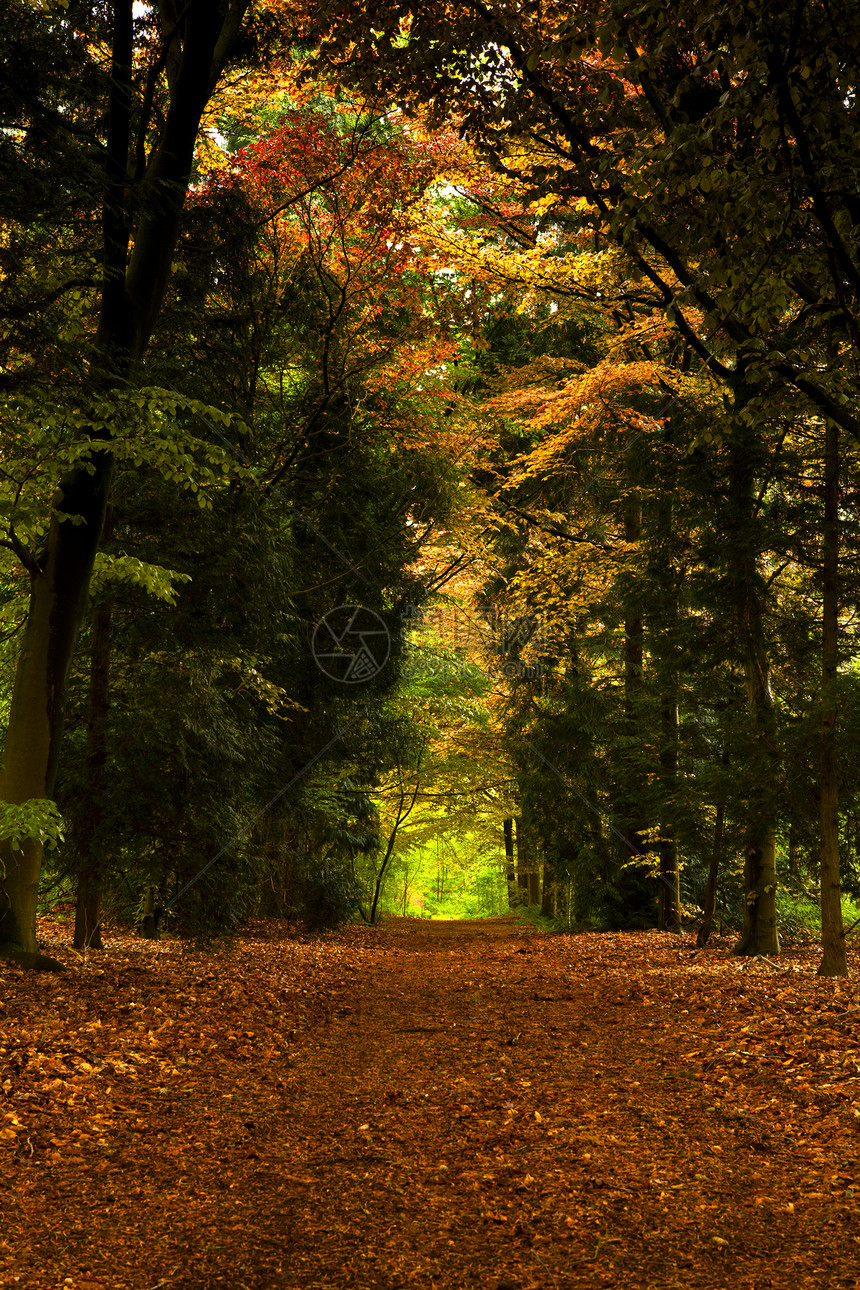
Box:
[410,193,623,314]
[529,194,560,217]
[498,354,588,394]
[193,128,232,179]
[205,59,304,141]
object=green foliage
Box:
[774,891,860,943]
[89,554,191,603]
[41,88,468,939]
[0,799,64,859]
[300,858,366,930]
[8,15,860,959]
[0,384,247,573]
[360,827,509,920]
[512,905,556,933]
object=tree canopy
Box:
[0,0,858,977]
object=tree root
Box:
[0,945,66,972]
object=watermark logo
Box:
[312,605,391,684]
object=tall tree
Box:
[818,418,847,976]
[0,2,270,963]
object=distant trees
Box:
[314,0,860,968]
[47,93,468,941]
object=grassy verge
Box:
[775,889,860,941]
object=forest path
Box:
[2,918,859,1288]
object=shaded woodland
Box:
[0,0,859,978]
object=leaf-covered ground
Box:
[1,915,859,1289]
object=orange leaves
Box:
[198,100,459,415]
[494,357,664,481]
[1,917,859,1285]
[231,106,439,243]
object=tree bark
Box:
[788,821,800,883]
[138,884,162,940]
[611,491,647,927]
[515,817,530,904]
[0,2,250,959]
[74,865,104,952]
[528,854,540,907]
[0,452,114,956]
[655,519,680,933]
[540,853,555,918]
[622,493,645,871]
[817,419,847,976]
[657,687,681,932]
[697,800,726,948]
[73,523,113,952]
[730,391,780,957]
[503,817,517,909]
[733,614,780,954]
[697,749,729,948]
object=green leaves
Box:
[109,387,247,505]
[89,554,191,604]
[0,799,64,858]
[0,384,250,567]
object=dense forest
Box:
[1,0,859,976]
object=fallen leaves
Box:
[0,917,858,1287]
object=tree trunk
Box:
[369,760,423,925]
[622,493,645,869]
[698,749,729,948]
[654,549,680,933]
[818,419,847,976]
[73,569,113,951]
[503,817,517,909]
[698,800,726,948]
[732,616,780,956]
[515,817,530,904]
[540,853,555,918]
[0,453,113,958]
[730,391,780,957]
[138,885,161,940]
[528,855,541,907]
[734,823,779,956]
[0,2,249,961]
[516,809,541,905]
[657,687,680,933]
[74,867,104,953]
[788,822,800,883]
[436,849,445,902]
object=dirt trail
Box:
[2,917,859,1289]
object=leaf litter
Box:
[1,915,858,1288]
